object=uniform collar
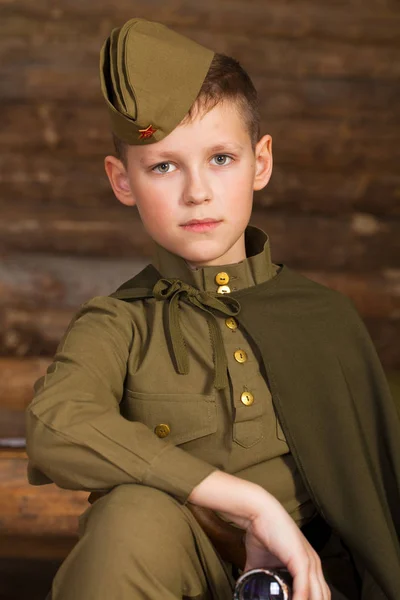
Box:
[151,225,277,293]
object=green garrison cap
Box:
[100,19,215,145]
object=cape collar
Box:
[151,225,277,293]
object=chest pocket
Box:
[121,389,217,446]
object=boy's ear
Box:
[104,155,136,207]
[253,134,273,192]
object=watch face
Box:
[233,569,292,600]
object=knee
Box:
[84,484,192,557]
[58,486,213,597]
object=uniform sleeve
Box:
[25,296,217,503]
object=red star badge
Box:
[138,124,157,140]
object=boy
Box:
[25,18,400,600]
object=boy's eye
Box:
[211,155,232,166]
[152,162,176,174]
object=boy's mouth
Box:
[181,218,221,226]
[180,218,222,232]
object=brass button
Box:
[154,424,171,438]
[217,285,231,294]
[225,317,238,331]
[215,272,230,285]
[241,391,254,406]
[234,349,248,363]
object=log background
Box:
[0,1,399,596]
[2,1,400,376]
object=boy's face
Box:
[105,100,272,268]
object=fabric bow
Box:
[153,278,241,390]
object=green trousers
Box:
[48,484,235,600]
[47,484,360,600]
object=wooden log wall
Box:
[1,1,400,450]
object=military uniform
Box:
[25,17,400,600]
[28,227,313,519]
[27,227,360,599]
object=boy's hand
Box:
[188,470,330,600]
[223,501,330,600]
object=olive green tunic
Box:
[26,226,314,527]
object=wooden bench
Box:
[0,358,88,559]
[0,448,88,559]
[1,360,399,561]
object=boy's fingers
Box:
[308,576,324,600]
[322,580,331,597]
[307,549,330,600]
[291,566,310,600]
[289,552,311,600]
[290,547,328,600]
[315,579,330,600]
[312,554,330,600]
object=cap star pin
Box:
[138,124,157,140]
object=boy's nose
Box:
[183,174,212,205]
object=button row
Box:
[216,271,253,406]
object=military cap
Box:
[100,19,215,145]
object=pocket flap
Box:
[122,390,217,446]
